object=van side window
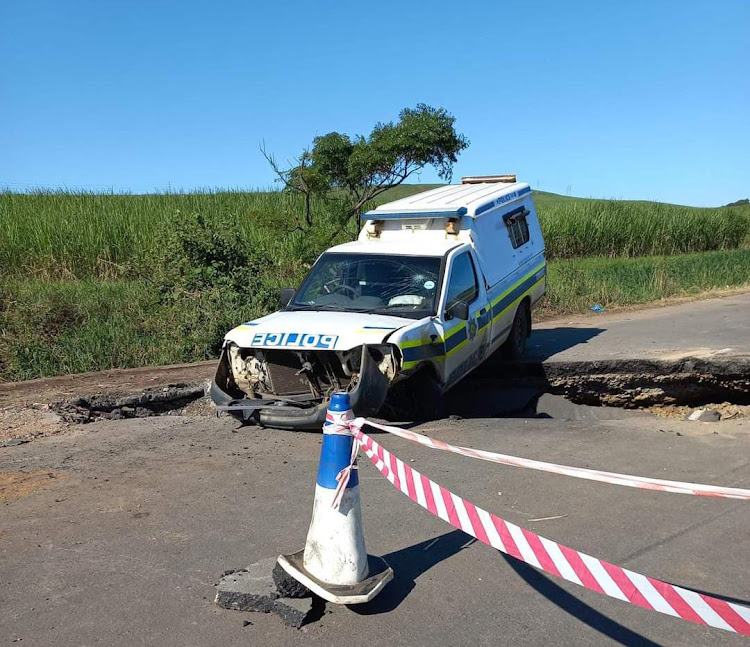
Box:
[445,253,478,308]
[504,207,530,249]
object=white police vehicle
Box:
[211,175,546,429]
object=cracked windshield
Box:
[290,253,442,318]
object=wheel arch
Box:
[519,295,532,337]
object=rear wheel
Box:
[502,302,529,360]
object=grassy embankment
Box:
[1,188,748,381]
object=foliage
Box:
[725,198,749,207]
[535,193,749,259]
[0,279,175,380]
[2,249,748,381]
[152,210,277,359]
[541,249,750,317]
[1,185,749,380]
[265,104,469,229]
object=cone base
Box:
[277,550,393,605]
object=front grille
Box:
[264,351,312,396]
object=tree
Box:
[263,104,469,232]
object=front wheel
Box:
[383,369,445,421]
[502,303,529,360]
[410,370,446,421]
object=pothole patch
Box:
[50,381,209,424]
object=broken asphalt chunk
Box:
[215,557,315,629]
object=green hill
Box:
[1,187,747,280]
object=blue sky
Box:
[2,0,748,206]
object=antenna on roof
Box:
[461,174,516,185]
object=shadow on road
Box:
[501,554,662,647]
[351,530,476,615]
[441,326,605,419]
[524,326,605,361]
[375,325,638,423]
[351,529,661,646]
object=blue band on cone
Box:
[317,434,359,489]
[317,392,358,489]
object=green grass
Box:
[0,279,175,380]
[1,188,747,279]
[2,249,748,382]
[1,186,749,381]
[543,249,750,316]
[535,193,748,259]
[0,189,323,280]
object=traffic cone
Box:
[277,392,393,604]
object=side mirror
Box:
[446,300,469,321]
[279,288,297,308]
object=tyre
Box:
[409,369,446,421]
[502,302,529,360]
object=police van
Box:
[210,175,546,429]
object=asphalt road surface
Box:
[2,413,749,646]
[1,293,749,646]
[528,292,750,362]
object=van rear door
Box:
[474,197,543,353]
[503,202,535,267]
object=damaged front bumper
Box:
[210,344,393,431]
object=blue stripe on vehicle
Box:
[402,341,446,362]
[491,323,512,344]
[444,325,468,353]
[400,256,546,366]
[473,186,532,218]
[477,309,492,330]
[490,269,546,321]
[475,201,495,216]
[364,207,468,220]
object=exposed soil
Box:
[50,382,209,424]
[0,405,68,442]
[647,402,750,420]
[0,382,211,443]
[0,360,215,408]
[481,357,750,409]
[0,470,63,501]
[0,355,747,444]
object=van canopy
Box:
[364,182,531,221]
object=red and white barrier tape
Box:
[325,410,359,510]
[332,437,360,510]
[351,426,750,636]
[351,418,750,501]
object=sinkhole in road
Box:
[49,356,750,425]
[448,356,750,421]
